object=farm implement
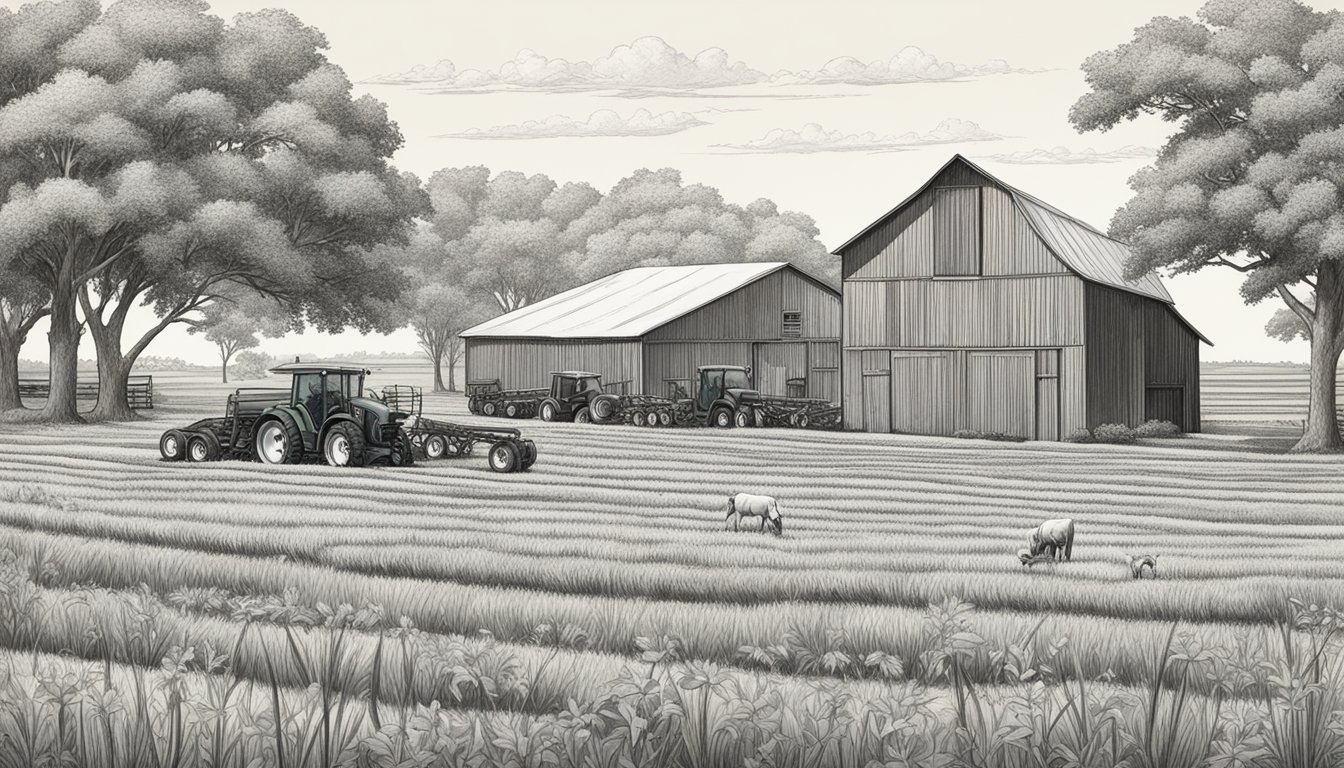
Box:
[158,361,535,472]
[470,366,842,430]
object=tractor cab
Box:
[693,365,762,428]
[539,371,604,423]
[252,361,414,467]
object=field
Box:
[0,362,1342,767]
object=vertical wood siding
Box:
[1060,345,1086,435]
[964,351,1035,438]
[753,342,808,396]
[982,187,1066,276]
[933,187,981,276]
[648,267,840,342]
[1142,300,1201,432]
[842,350,864,430]
[642,341,755,397]
[890,351,954,435]
[464,339,643,392]
[1084,284,1145,428]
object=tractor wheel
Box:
[390,428,415,467]
[467,397,480,414]
[322,422,366,468]
[186,432,221,463]
[487,440,520,473]
[644,411,660,427]
[255,419,303,465]
[539,400,558,422]
[712,407,734,429]
[519,439,537,470]
[159,429,187,461]
[658,410,673,427]
[482,400,498,417]
[735,410,751,428]
[574,406,592,424]
[424,434,448,460]
[631,411,646,427]
[504,402,519,419]
[591,394,620,422]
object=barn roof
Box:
[461,262,831,339]
[832,154,1209,344]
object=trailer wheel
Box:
[391,428,415,467]
[539,400,558,422]
[424,434,448,459]
[631,411,646,427]
[735,410,751,428]
[712,407,734,429]
[323,422,367,468]
[255,419,303,465]
[644,411,660,427]
[505,402,520,419]
[519,439,537,470]
[468,397,480,414]
[159,429,187,461]
[186,432,221,463]
[574,406,592,424]
[797,413,811,429]
[482,400,498,417]
[488,440,520,473]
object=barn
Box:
[460,262,842,401]
[836,155,1210,440]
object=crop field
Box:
[0,363,1342,766]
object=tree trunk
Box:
[1293,267,1344,452]
[222,363,229,384]
[85,313,139,422]
[39,283,83,423]
[431,348,446,393]
[0,334,21,411]
[448,358,457,392]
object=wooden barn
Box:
[461,262,841,401]
[836,155,1210,440]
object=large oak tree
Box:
[1071,0,1344,452]
[0,0,423,421]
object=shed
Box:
[461,262,842,401]
[835,155,1210,439]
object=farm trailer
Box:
[158,362,536,473]
[469,366,841,430]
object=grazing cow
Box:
[1029,518,1075,561]
[725,493,783,536]
[1017,548,1054,570]
[1126,553,1158,579]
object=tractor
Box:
[537,371,606,423]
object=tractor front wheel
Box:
[255,419,303,465]
[159,429,187,461]
[539,400,558,422]
[323,422,367,468]
[488,440,520,473]
[712,407,734,429]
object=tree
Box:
[0,268,49,411]
[190,303,283,383]
[230,349,272,381]
[1267,295,1314,343]
[0,0,424,422]
[394,228,494,392]
[1070,0,1344,452]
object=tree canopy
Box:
[1071,0,1344,451]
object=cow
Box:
[725,493,783,536]
[1126,553,1158,579]
[1029,518,1075,561]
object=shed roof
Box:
[461,262,829,339]
[832,154,1209,344]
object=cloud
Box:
[771,46,1028,85]
[438,109,708,139]
[979,145,1157,164]
[365,36,764,90]
[364,39,1026,92]
[718,118,1004,154]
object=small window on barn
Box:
[933,187,982,277]
[782,311,802,338]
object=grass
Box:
[1,363,1344,764]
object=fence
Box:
[16,375,154,409]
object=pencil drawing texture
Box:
[0,0,1343,766]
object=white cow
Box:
[725,492,783,536]
[1030,518,1076,561]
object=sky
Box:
[11,0,1337,365]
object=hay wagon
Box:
[381,386,537,472]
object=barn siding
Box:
[642,341,755,399]
[647,268,840,342]
[1142,299,1202,432]
[982,187,1065,276]
[464,339,643,393]
[1084,284,1145,428]
[1060,345,1086,436]
[933,187,981,276]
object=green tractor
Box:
[248,361,414,467]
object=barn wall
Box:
[642,341,755,399]
[1142,300,1202,432]
[464,339,643,393]
[647,267,840,342]
[1084,284,1146,428]
[643,339,842,401]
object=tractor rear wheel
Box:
[591,394,619,422]
[159,429,187,461]
[712,407,734,429]
[390,428,415,467]
[488,440,520,473]
[424,434,448,459]
[255,419,303,465]
[574,407,592,424]
[323,422,366,468]
[186,432,221,463]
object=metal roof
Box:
[461,262,806,339]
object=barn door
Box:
[891,351,954,435]
[860,350,890,433]
[1035,350,1060,441]
[965,352,1035,438]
